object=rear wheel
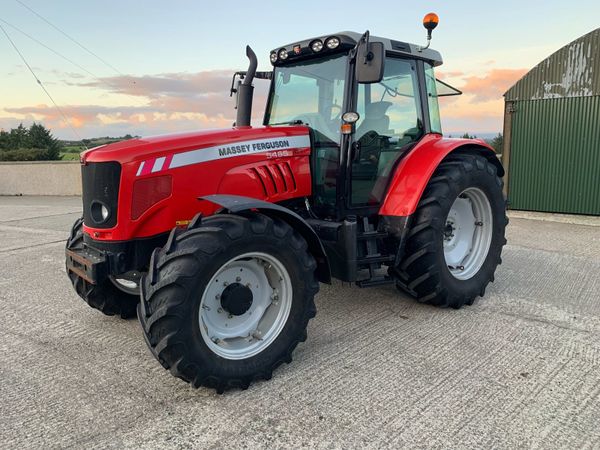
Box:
[66,218,139,318]
[138,213,319,393]
[394,154,507,308]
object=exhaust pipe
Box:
[235,45,257,127]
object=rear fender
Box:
[379,134,503,217]
[200,194,331,284]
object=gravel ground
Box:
[1,196,599,449]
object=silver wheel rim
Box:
[109,276,139,295]
[199,252,292,360]
[443,187,493,280]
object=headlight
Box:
[270,52,278,63]
[325,36,340,49]
[310,39,323,52]
[278,48,288,60]
[342,111,360,123]
[90,201,110,224]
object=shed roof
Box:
[505,28,600,101]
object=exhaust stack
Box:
[235,46,258,127]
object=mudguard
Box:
[200,194,331,284]
[379,134,503,217]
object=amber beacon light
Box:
[419,12,439,51]
[423,13,439,32]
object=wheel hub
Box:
[199,252,292,360]
[220,283,253,316]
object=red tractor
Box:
[66,15,507,392]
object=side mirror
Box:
[356,41,385,84]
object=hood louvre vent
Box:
[249,162,296,197]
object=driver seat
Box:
[356,101,393,139]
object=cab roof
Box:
[270,31,443,67]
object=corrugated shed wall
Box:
[506,28,600,101]
[508,96,600,215]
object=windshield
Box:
[266,54,347,142]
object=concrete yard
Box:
[1,195,599,449]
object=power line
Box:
[0,22,88,150]
[0,17,147,107]
[14,0,124,76]
[0,17,101,81]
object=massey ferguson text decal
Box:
[217,139,291,156]
[136,135,310,176]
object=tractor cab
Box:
[262,29,454,219]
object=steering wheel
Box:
[357,130,384,166]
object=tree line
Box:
[0,123,62,161]
[452,133,503,155]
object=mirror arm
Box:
[350,30,371,63]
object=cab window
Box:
[351,58,423,206]
[425,63,442,134]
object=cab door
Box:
[350,57,424,207]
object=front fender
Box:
[200,194,331,284]
[379,134,503,217]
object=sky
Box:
[1,0,599,139]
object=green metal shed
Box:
[503,28,600,216]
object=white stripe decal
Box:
[152,156,166,173]
[169,135,310,170]
[136,161,145,176]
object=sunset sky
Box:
[1,0,599,139]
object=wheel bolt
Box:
[223,281,228,287]
[215,293,220,300]
[236,276,241,282]
[217,307,223,313]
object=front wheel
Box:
[66,218,139,318]
[394,154,507,308]
[138,213,319,393]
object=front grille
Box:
[81,161,121,228]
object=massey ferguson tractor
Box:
[66,14,507,392]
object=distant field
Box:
[62,145,83,153]
[58,136,136,161]
[60,152,80,161]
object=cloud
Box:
[2,66,527,138]
[2,103,237,136]
[434,67,528,134]
[436,70,464,79]
[76,71,234,98]
[1,69,270,138]
[460,68,527,102]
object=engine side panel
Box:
[82,126,312,241]
[379,134,500,217]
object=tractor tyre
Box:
[66,218,139,318]
[394,154,507,308]
[138,212,319,393]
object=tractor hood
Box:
[81,126,311,166]
[79,124,313,241]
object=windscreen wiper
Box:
[268,119,305,126]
